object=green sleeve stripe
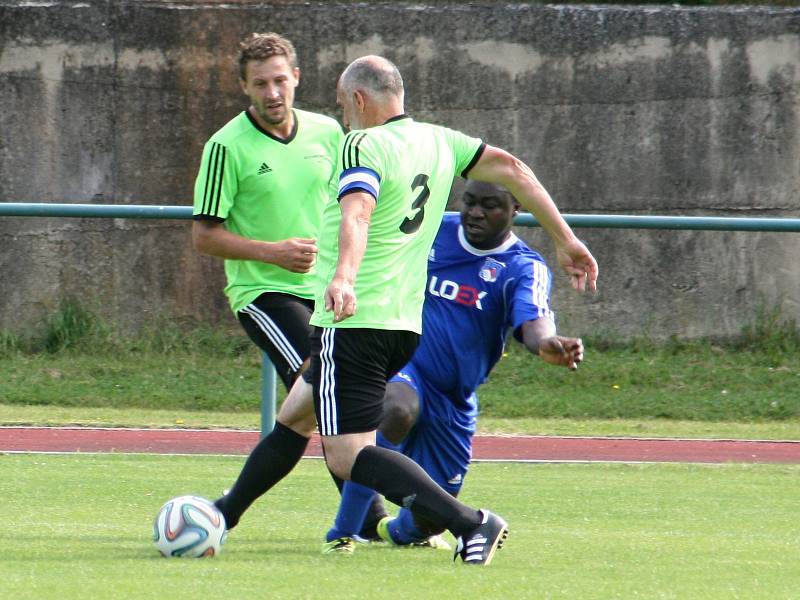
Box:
[202,142,226,217]
[342,132,367,169]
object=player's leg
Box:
[324,375,420,544]
[311,327,505,564]
[276,372,317,435]
[382,389,476,547]
[214,375,315,529]
[237,292,314,391]
[355,377,419,538]
[214,294,315,529]
[325,481,380,544]
[379,375,420,445]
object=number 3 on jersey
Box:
[399,173,430,234]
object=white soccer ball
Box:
[153,495,227,558]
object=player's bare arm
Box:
[192,220,317,273]
[324,191,375,321]
[467,146,598,292]
[521,318,584,371]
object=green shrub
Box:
[40,298,107,353]
[0,330,22,358]
[737,301,800,358]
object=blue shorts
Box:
[390,364,478,495]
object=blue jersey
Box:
[359,213,557,539]
[410,213,554,409]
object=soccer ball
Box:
[153,495,227,557]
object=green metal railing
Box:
[514,213,800,232]
[3,202,800,231]
[3,201,800,436]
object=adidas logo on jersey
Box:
[257,162,272,175]
[448,473,463,485]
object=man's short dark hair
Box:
[238,32,297,79]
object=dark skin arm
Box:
[520,318,584,371]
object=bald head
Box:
[337,55,405,130]
[339,55,404,100]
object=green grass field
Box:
[2,300,798,437]
[2,454,798,599]
[2,340,798,440]
[0,312,800,600]
[2,309,799,598]
[2,330,799,438]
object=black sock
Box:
[350,445,481,538]
[215,422,309,529]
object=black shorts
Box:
[237,292,314,391]
[310,327,419,436]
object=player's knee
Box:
[379,393,418,445]
[276,413,316,437]
[320,440,359,481]
[324,453,353,481]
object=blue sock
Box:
[376,430,402,452]
[326,480,378,542]
[388,507,427,545]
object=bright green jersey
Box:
[193,109,342,312]
[310,116,484,332]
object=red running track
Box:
[1,426,799,464]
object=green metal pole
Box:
[513,213,800,232]
[260,353,277,438]
[0,203,193,219]
[2,203,800,231]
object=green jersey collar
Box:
[245,109,299,144]
[383,114,411,125]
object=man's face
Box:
[459,182,516,249]
[240,56,299,128]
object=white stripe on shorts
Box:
[319,327,338,436]
[241,304,303,371]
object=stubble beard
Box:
[255,101,289,127]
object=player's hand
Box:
[555,238,598,293]
[538,336,583,370]
[267,238,318,273]
[324,276,357,322]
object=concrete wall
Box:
[1,1,799,339]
